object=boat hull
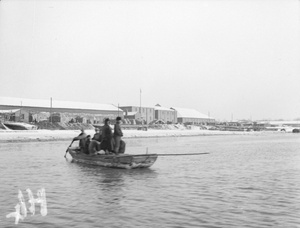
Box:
[68,147,157,169]
[3,122,37,130]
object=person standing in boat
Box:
[101,118,113,154]
[72,128,87,153]
[113,116,123,154]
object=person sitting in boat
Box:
[113,116,124,154]
[88,128,104,155]
[84,135,91,154]
[100,118,114,154]
[92,127,102,142]
[72,128,88,153]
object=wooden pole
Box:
[50,97,52,123]
[140,89,142,122]
[118,152,209,158]
[157,152,209,156]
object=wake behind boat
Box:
[68,147,158,169]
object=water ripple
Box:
[1,134,300,227]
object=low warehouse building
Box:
[0,96,122,124]
[171,107,215,124]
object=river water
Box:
[0,133,300,228]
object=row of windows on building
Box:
[0,105,214,125]
[120,106,177,124]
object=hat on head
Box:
[105,118,110,123]
[116,117,122,121]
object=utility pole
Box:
[50,97,52,123]
[140,89,142,124]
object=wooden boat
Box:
[68,147,158,169]
[3,122,37,130]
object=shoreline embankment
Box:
[0,129,279,143]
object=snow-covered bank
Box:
[0,129,268,143]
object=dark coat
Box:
[92,133,102,142]
[101,124,112,140]
[101,124,113,152]
[113,123,123,137]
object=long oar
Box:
[107,152,209,157]
[64,140,74,157]
[157,152,209,156]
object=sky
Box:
[0,0,299,121]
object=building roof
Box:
[171,107,213,119]
[154,105,175,111]
[120,105,154,109]
[0,109,20,113]
[0,97,121,111]
[259,120,300,126]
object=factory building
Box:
[120,106,154,124]
[154,104,177,124]
[0,97,122,124]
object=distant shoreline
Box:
[0,129,281,143]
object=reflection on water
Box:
[65,156,158,183]
[0,133,300,227]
